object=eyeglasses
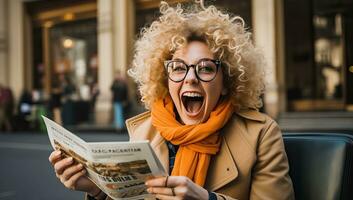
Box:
[164,58,221,82]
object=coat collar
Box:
[236,109,266,123]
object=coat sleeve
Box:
[213,192,238,200]
[249,120,295,200]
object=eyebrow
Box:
[172,58,185,62]
[171,57,214,65]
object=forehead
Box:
[172,41,214,62]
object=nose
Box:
[184,66,199,84]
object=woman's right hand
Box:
[48,150,100,197]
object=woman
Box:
[49,1,294,200]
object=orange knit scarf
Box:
[151,96,233,186]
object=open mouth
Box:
[181,92,204,115]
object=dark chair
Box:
[283,133,353,200]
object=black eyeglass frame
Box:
[164,58,221,82]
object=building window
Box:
[284,0,353,111]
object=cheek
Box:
[168,81,180,99]
[207,85,223,103]
[205,78,224,105]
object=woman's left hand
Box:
[145,176,209,200]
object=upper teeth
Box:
[183,92,202,97]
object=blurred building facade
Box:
[0,0,352,131]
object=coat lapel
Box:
[150,135,169,175]
[204,110,265,191]
[204,136,239,191]
[126,112,169,174]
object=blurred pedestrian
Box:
[61,75,76,126]
[89,82,99,122]
[50,78,62,124]
[17,89,32,130]
[0,84,6,130]
[0,85,14,131]
[110,72,128,129]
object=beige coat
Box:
[126,109,295,200]
[86,109,295,200]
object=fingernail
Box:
[67,157,73,162]
[145,181,149,186]
[55,151,61,156]
[81,169,86,174]
[146,188,151,193]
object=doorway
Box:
[26,0,98,125]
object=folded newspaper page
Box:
[42,116,167,200]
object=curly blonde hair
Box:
[129,1,265,110]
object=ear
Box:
[221,87,228,95]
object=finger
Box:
[55,172,60,178]
[61,163,84,182]
[145,176,168,187]
[163,176,188,187]
[146,176,188,188]
[48,150,62,165]
[54,157,74,175]
[147,187,175,196]
[154,194,177,200]
[63,169,86,190]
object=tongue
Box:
[186,100,202,113]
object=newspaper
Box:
[42,116,167,200]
